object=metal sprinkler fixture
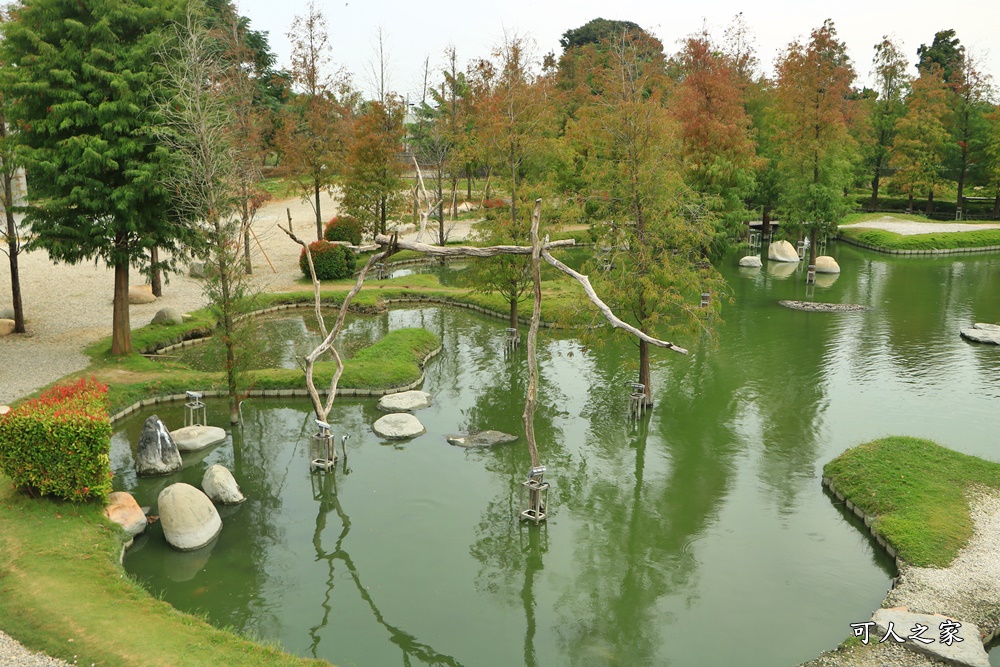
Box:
[628,382,647,419]
[184,391,206,427]
[310,419,337,472]
[519,466,549,524]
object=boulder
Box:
[372,413,426,439]
[170,425,227,452]
[738,255,762,268]
[767,240,799,262]
[814,255,841,274]
[136,415,183,476]
[104,491,147,537]
[961,322,1000,345]
[447,431,518,448]
[128,284,156,305]
[157,483,222,551]
[202,464,245,504]
[0,307,13,319]
[872,608,988,667]
[0,405,10,417]
[0,319,15,336]
[378,390,432,412]
[151,308,184,326]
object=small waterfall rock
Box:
[171,425,227,452]
[738,255,762,268]
[136,415,183,476]
[378,390,432,412]
[814,255,841,274]
[373,413,426,439]
[158,483,222,551]
[202,465,245,504]
[104,491,147,537]
[768,240,799,262]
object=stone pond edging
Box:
[110,344,443,424]
[819,476,1000,648]
[837,235,1000,256]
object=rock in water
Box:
[158,483,222,551]
[814,255,841,273]
[151,307,184,325]
[372,413,426,439]
[171,425,227,452]
[767,240,799,262]
[202,465,245,504]
[378,390,432,412]
[738,255,762,268]
[961,323,1000,345]
[136,415,183,476]
[104,491,147,537]
[446,431,519,448]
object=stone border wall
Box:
[821,476,1000,645]
[837,235,1000,256]
[110,345,442,424]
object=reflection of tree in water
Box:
[308,469,467,667]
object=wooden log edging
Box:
[837,235,1000,256]
[109,344,443,424]
[820,476,1000,646]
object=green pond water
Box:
[113,243,1000,667]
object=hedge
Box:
[0,378,112,502]
[298,240,357,280]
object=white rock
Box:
[814,255,841,273]
[0,319,15,336]
[372,413,426,439]
[171,425,227,452]
[128,285,156,305]
[872,608,988,667]
[0,405,10,416]
[202,464,245,504]
[961,323,1000,345]
[158,483,222,551]
[151,308,184,325]
[738,255,762,268]
[104,491,147,537]
[378,390,432,412]
[767,240,800,262]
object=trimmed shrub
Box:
[323,216,363,245]
[299,240,357,280]
[0,378,113,502]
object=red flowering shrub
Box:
[481,198,506,210]
[0,377,113,502]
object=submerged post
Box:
[520,200,546,523]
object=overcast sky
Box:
[236,0,999,102]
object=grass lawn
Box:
[0,479,330,666]
[824,436,1000,567]
[838,213,1000,251]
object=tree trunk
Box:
[522,200,543,469]
[510,295,518,329]
[761,206,771,244]
[437,168,445,246]
[926,189,934,216]
[956,144,968,213]
[150,247,162,297]
[380,195,387,236]
[993,192,999,220]
[111,259,132,355]
[638,338,652,407]
[907,193,914,214]
[244,227,253,274]
[808,226,818,277]
[869,163,882,212]
[3,174,24,333]
[214,218,240,425]
[466,164,472,202]
[314,179,323,241]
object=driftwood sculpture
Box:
[284,199,687,520]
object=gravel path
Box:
[840,216,1000,235]
[0,630,74,667]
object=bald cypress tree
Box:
[1,0,193,355]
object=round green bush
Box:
[299,240,357,280]
[323,216,363,245]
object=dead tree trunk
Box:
[523,200,543,468]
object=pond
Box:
[112,243,1000,667]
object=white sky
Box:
[236,0,1000,101]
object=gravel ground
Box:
[0,631,74,667]
[840,216,1000,235]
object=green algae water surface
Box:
[113,244,1000,667]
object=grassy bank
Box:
[838,219,1000,251]
[0,479,330,666]
[824,436,1000,567]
